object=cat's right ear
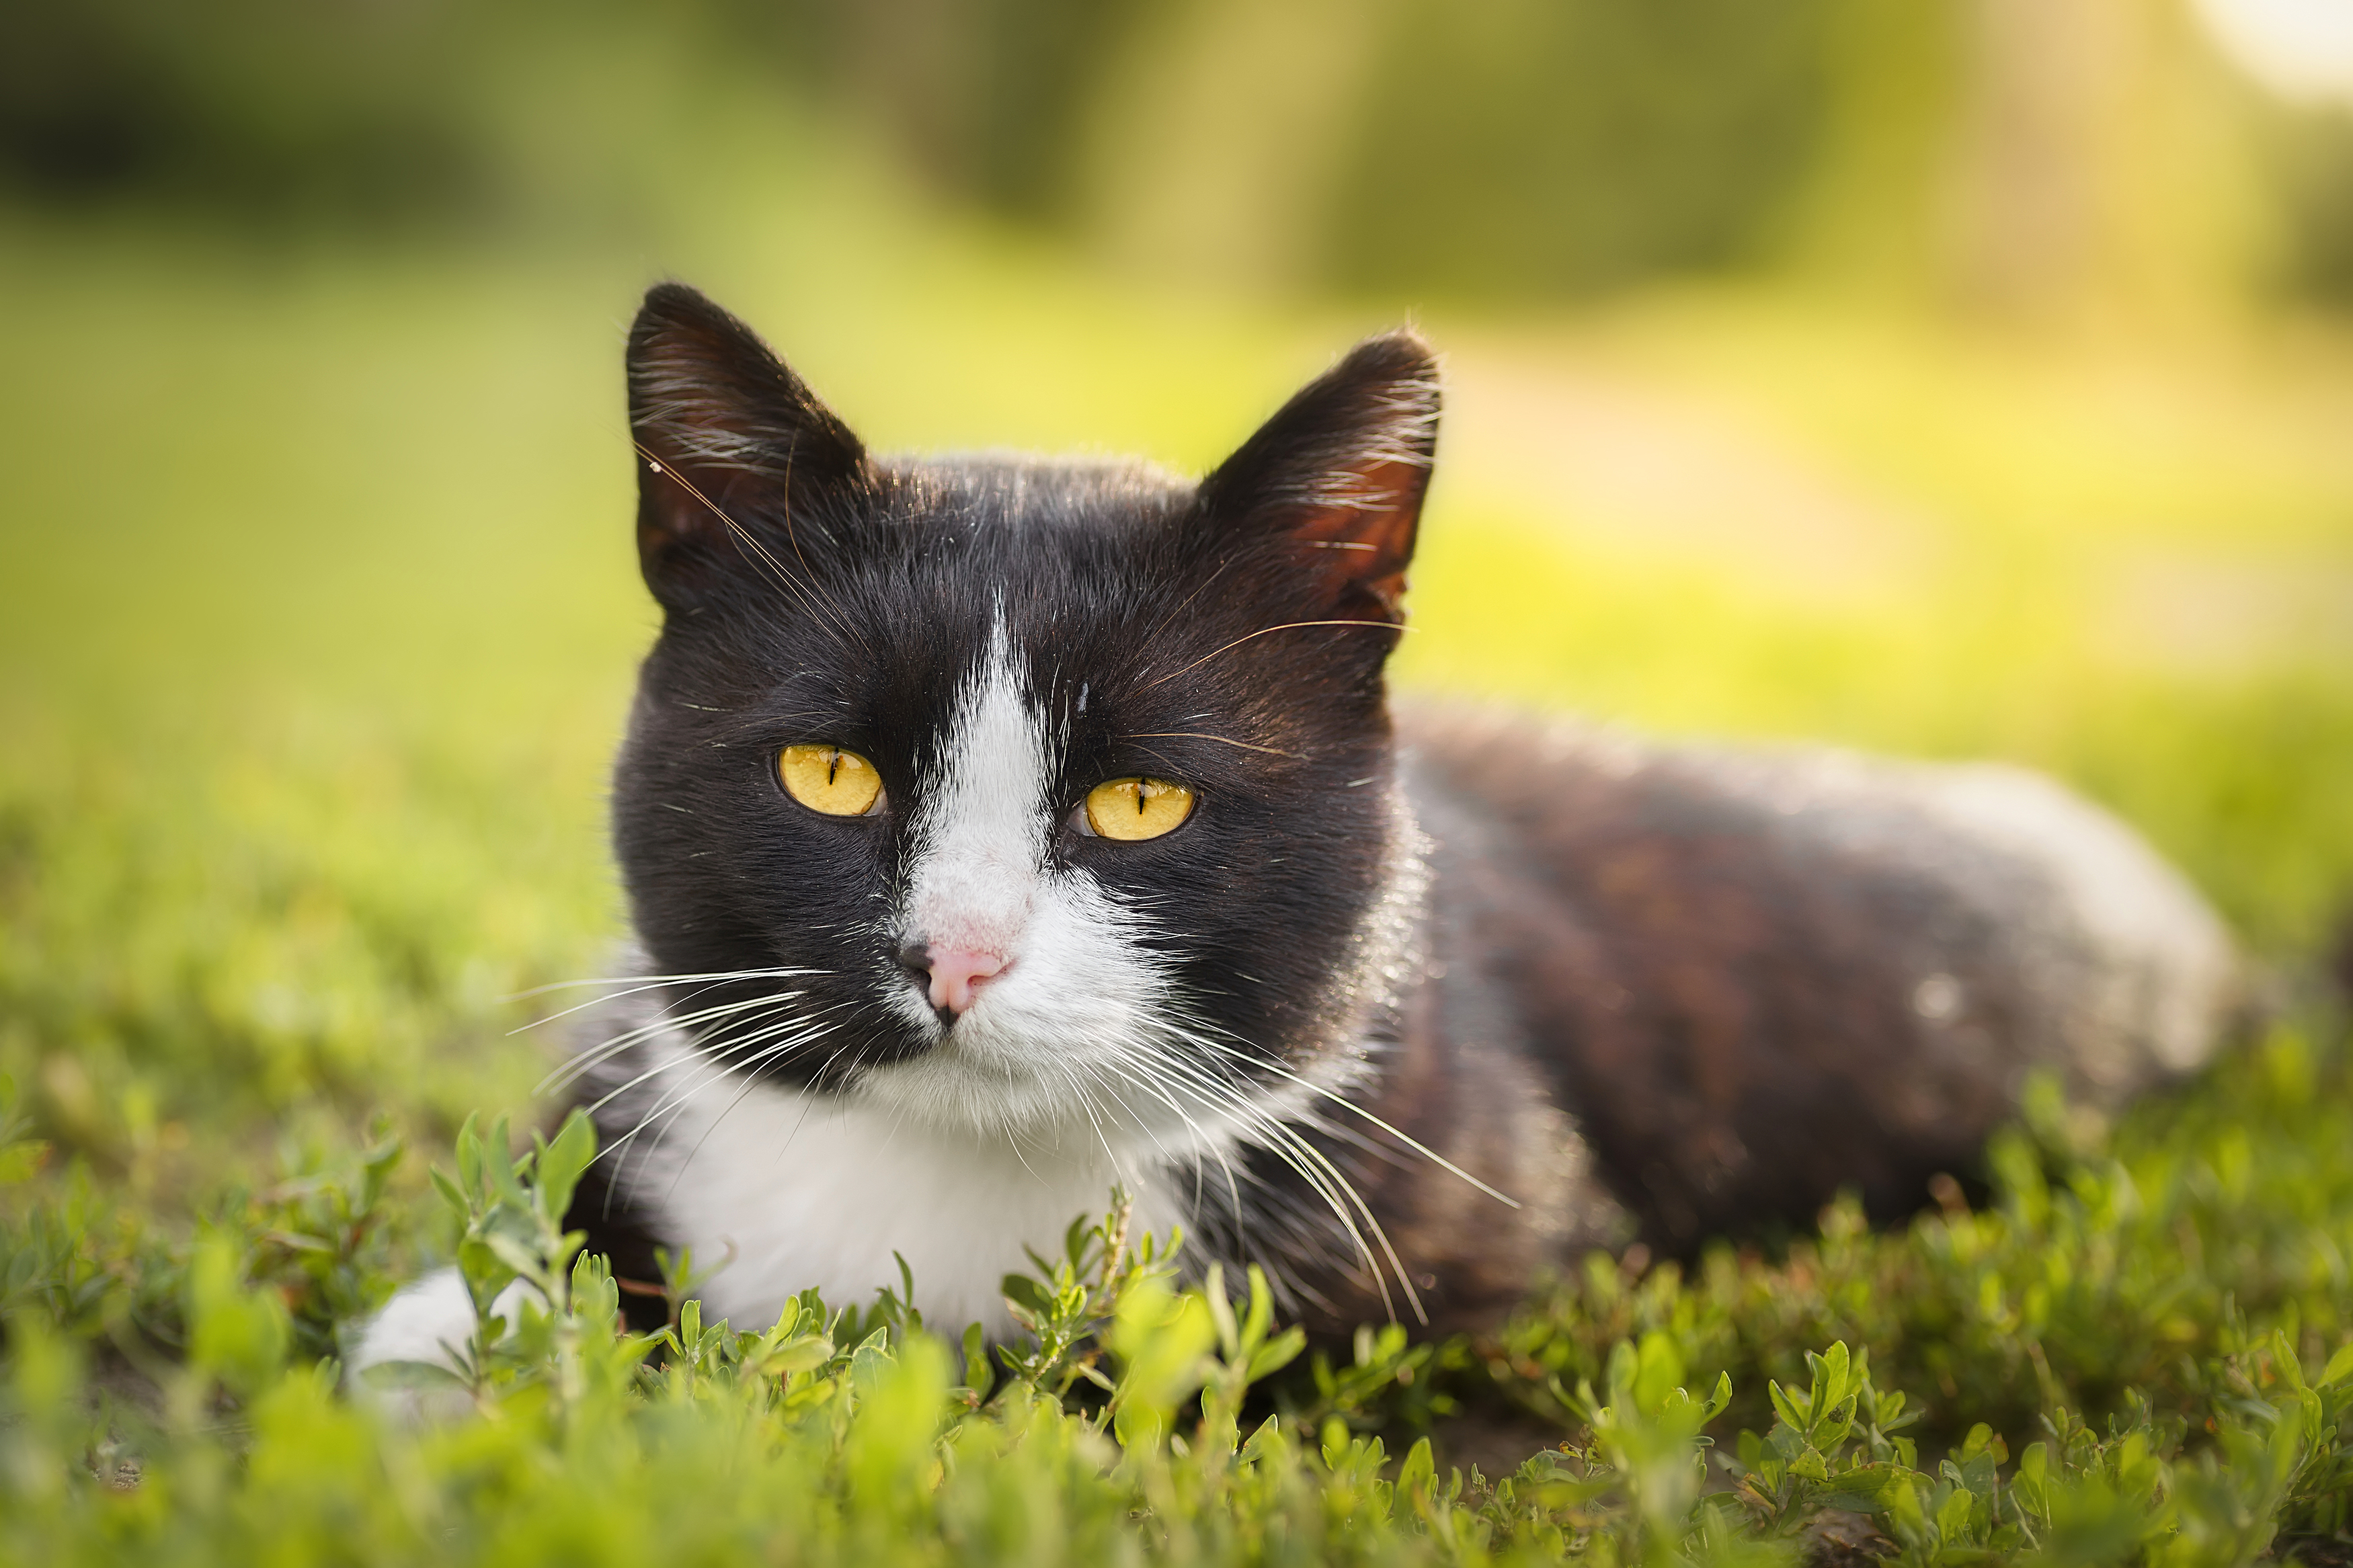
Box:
[625,282,867,607]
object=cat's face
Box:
[610,286,1439,1150]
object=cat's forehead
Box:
[692,451,1220,712]
[875,453,1195,538]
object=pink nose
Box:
[920,947,1006,1018]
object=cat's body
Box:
[358,286,2235,1370]
[548,711,2229,1344]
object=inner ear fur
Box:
[626,282,867,606]
[1197,329,1441,623]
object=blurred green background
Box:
[3,0,2352,1210]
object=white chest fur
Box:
[350,1069,1182,1386]
[631,1073,1181,1337]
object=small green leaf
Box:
[534,1109,596,1224]
[1397,1436,1435,1499]
[1241,1264,1274,1352]
[1631,1329,1684,1415]
[483,1230,543,1278]
[1886,1477,1927,1536]
[1819,1341,1851,1411]
[960,1321,990,1394]
[452,1112,485,1197]
[1203,1261,1238,1359]
[1701,1370,1733,1421]
[850,1334,896,1392]
[1244,1326,1306,1385]
[1000,1273,1052,1317]
[758,1335,836,1378]
[1768,1378,1807,1432]
[893,1251,916,1311]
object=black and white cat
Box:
[360,284,2237,1367]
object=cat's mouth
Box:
[857,945,1175,1140]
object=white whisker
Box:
[573,999,805,1118]
[507,965,823,1018]
[1106,1032,1425,1322]
[1176,1021,1521,1210]
[541,990,814,1097]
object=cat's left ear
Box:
[1196,330,1440,623]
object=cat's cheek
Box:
[980,869,1163,1037]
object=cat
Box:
[357,283,2237,1370]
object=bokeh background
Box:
[3,0,2352,1200]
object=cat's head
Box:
[611,283,1439,1151]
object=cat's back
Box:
[1395,705,2237,1242]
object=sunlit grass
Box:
[4,165,2353,1563]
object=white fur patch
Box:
[352,1266,479,1373]
[641,1063,1186,1336]
[900,617,1050,969]
[348,1269,539,1401]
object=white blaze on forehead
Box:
[875,614,1261,1149]
[906,618,1050,956]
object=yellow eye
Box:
[1084,776,1195,841]
[778,745,884,817]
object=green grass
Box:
[3,201,2353,1562]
